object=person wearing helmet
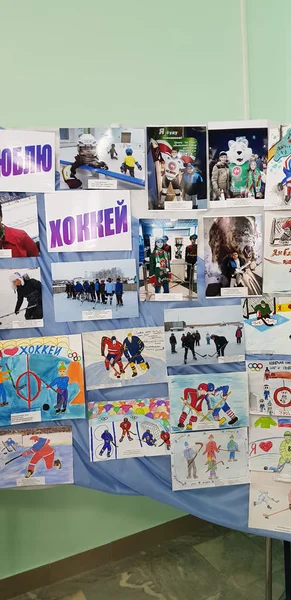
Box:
[119,417,133,442]
[181,162,204,208]
[148,238,171,294]
[21,435,62,478]
[120,148,142,178]
[178,385,207,429]
[160,147,184,205]
[100,336,124,378]
[48,362,70,413]
[68,133,108,188]
[11,272,43,321]
[0,201,39,257]
[160,431,170,451]
[278,430,291,471]
[122,333,149,378]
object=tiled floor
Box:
[11,522,286,600]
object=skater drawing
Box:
[184,441,199,479]
[203,434,220,461]
[227,434,239,461]
[160,431,171,450]
[120,148,142,178]
[142,429,156,446]
[21,435,62,478]
[48,362,70,414]
[0,364,11,406]
[123,333,150,378]
[99,430,114,458]
[101,336,124,379]
[1,438,16,453]
[119,418,133,442]
[253,489,279,510]
[206,458,224,480]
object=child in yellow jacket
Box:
[120,148,142,178]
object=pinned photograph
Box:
[88,398,170,461]
[263,211,291,293]
[171,428,249,491]
[51,259,138,322]
[168,372,248,433]
[0,334,85,426]
[249,471,291,533]
[147,126,207,210]
[265,125,291,210]
[208,120,268,207]
[204,215,263,298]
[59,126,145,190]
[82,327,167,390]
[248,359,291,417]
[0,268,43,330]
[243,294,291,354]
[0,426,73,488]
[0,194,39,258]
[165,305,245,367]
[139,219,198,301]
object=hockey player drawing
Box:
[122,333,149,378]
[178,384,208,430]
[99,430,114,458]
[276,430,291,472]
[148,238,171,294]
[48,362,70,414]
[203,434,221,462]
[21,435,61,478]
[277,155,291,205]
[204,384,238,426]
[2,437,16,453]
[120,148,142,178]
[101,336,124,379]
[280,218,291,243]
[253,490,279,510]
[0,364,11,406]
[251,299,276,327]
[184,441,199,479]
[160,430,171,450]
[65,134,108,189]
[141,429,156,446]
[227,434,239,461]
[119,418,133,442]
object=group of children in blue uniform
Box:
[65,277,124,306]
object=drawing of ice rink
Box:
[249,472,291,533]
[0,268,43,330]
[0,195,39,244]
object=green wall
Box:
[0,0,290,579]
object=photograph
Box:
[204,215,263,298]
[0,194,39,258]
[263,211,291,293]
[265,124,291,210]
[0,426,73,488]
[249,414,291,482]
[147,125,207,210]
[165,305,244,367]
[45,190,131,253]
[88,397,170,461]
[243,294,291,354]
[171,428,249,491]
[248,359,291,417]
[82,327,167,390]
[0,268,43,330]
[208,120,268,207]
[249,471,291,534]
[59,126,145,190]
[139,218,198,301]
[0,334,85,426]
[168,372,248,433]
[51,259,138,322]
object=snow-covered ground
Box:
[86,356,166,390]
[0,268,43,331]
[53,292,139,322]
[165,326,245,367]
[139,282,197,302]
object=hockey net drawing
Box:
[243,296,276,320]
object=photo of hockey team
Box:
[0,194,39,258]
[248,359,291,417]
[243,295,291,354]
[147,126,207,210]
[51,259,138,322]
[204,215,263,298]
[165,305,244,367]
[59,127,145,190]
[0,268,43,330]
[82,327,167,390]
[139,219,198,301]
[208,121,268,207]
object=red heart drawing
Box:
[4,347,18,356]
[259,441,273,453]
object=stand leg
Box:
[266,537,272,600]
[284,540,291,600]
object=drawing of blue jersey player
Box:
[99,430,114,458]
[142,430,156,446]
[2,437,16,453]
[48,362,70,414]
[227,435,239,461]
[264,385,271,402]
[206,384,238,426]
[123,333,150,378]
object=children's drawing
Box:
[83,327,167,390]
[88,397,170,461]
[139,218,198,301]
[243,294,291,353]
[248,359,291,416]
[169,372,248,432]
[204,215,263,298]
[249,471,291,533]
[249,414,291,481]
[263,211,291,293]
[165,305,244,368]
[0,335,85,426]
[208,121,268,208]
[171,428,249,490]
[265,125,291,210]
[0,426,73,488]
[0,268,43,330]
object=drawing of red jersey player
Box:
[119,417,133,442]
[101,336,124,378]
[21,435,61,478]
[160,431,171,450]
[281,218,291,242]
[178,383,208,430]
[203,434,221,462]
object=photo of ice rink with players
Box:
[51,259,138,323]
[59,127,145,190]
[165,305,245,367]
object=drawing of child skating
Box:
[254,489,279,510]
[227,434,239,462]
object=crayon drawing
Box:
[88,397,170,461]
[169,372,248,432]
[0,335,85,426]
[243,294,291,354]
[249,414,291,481]
[249,471,291,534]
[248,359,291,416]
[171,428,249,490]
[83,327,167,390]
[263,211,291,293]
[0,426,73,488]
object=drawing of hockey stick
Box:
[5,362,25,392]
[5,454,24,466]
[263,506,290,519]
[180,396,211,422]
[200,391,232,422]
[205,460,224,473]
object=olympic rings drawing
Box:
[248,362,264,371]
[67,351,81,362]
